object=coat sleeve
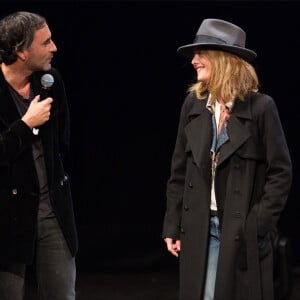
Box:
[255,94,293,238]
[162,94,192,239]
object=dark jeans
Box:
[0,217,76,300]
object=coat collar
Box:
[184,93,253,168]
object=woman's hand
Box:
[164,237,181,257]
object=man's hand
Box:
[21,95,53,129]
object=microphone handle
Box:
[33,87,51,135]
[39,87,50,101]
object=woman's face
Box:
[191,51,211,82]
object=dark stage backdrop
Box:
[2,1,300,271]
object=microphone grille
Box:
[41,73,54,88]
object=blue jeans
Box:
[0,217,76,300]
[203,216,220,300]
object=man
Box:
[0,11,78,299]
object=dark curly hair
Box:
[0,11,46,65]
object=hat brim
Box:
[177,43,257,62]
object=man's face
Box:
[25,24,57,72]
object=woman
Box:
[162,18,292,300]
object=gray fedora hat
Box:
[177,18,257,62]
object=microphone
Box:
[40,73,54,100]
[32,73,55,135]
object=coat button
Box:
[60,175,68,185]
[180,227,185,233]
[234,235,240,241]
[184,205,189,211]
[12,188,18,195]
[188,181,193,188]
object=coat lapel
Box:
[0,70,43,127]
[184,98,212,173]
[0,70,21,126]
[218,98,252,165]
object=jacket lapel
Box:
[0,70,21,126]
[0,70,44,127]
[184,98,212,173]
[218,98,252,165]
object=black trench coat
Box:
[162,92,292,300]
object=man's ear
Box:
[16,48,27,61]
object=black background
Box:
[2,1,300,271]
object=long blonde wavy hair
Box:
[188,50,259,103]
